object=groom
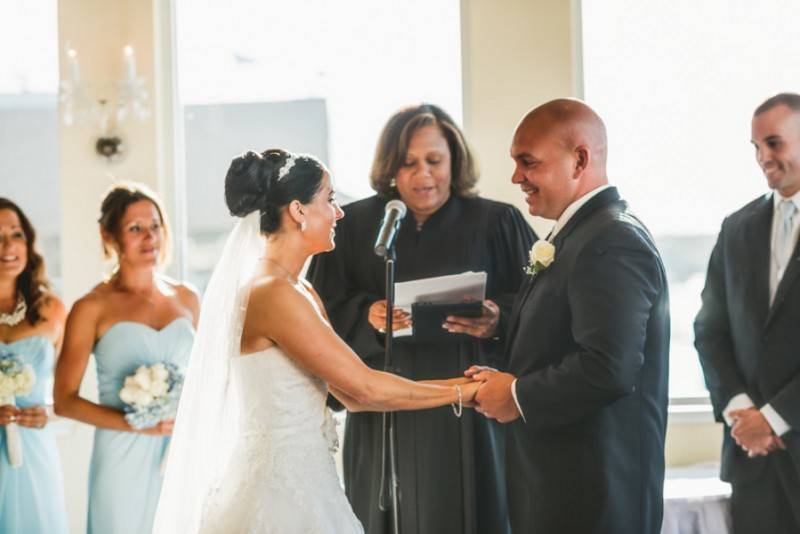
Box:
[462,99,669,533]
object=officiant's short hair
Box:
[754,92,800,116]
[370,103,478,199]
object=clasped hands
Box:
[0,404,49,429]
[448,366,521,423]
[727,407,786,458]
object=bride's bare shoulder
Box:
[248,276,308,311]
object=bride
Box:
[154,149,481,533]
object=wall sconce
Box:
[59,43,150,161]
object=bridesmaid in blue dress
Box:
[54,183,199,534]
[0,197,69,533]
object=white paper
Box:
[392,271,487,337]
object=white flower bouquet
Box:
[119,362,184,474]
[0,350,36,468]
[119,362,183,428]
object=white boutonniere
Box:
[525,240,555,276]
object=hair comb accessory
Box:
[277,154,298,181]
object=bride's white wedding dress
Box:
[198,346,364,533]
[154,213,363,533]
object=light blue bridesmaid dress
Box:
[88,317,194,534]
[0,335,69,534]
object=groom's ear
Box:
[573,145,590,177]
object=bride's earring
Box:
[390,177,397,188]
[300,221,306,232]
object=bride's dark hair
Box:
[225,148,325,234]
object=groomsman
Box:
[463,99,670,534]
[695,93,800,533]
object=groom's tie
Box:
[776,199,797,275]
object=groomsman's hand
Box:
[466,367,520,423]
[729,408,779,457]
[444,300,500,339]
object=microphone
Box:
[374,199,407,257]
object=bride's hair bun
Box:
[224,148,327,234]
[225,150,269,217]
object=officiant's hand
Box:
[465,366,521,423]
[368,300,412,333]
[443,299,500,339]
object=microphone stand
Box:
[378,244,401,534]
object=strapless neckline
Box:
[0,335,51,347]
[98,316,194,343]
[234,345,285,361]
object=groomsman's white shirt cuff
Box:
[511,379,526,422]
[723,393,792,436]
[761,404,792,436]
[722,393,754,425]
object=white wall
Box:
[460,0,581,237]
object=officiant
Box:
[308,103,536,534]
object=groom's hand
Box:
[470,368,520,423]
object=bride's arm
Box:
[329,377,477,413]
[248,279,477,412]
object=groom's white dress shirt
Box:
[510,184,612,421]
[723,190,800,436]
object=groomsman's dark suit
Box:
[504,186,670,534]
[695,194,800,532]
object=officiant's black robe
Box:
[308,194,536,534]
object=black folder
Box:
[410,300,483,342]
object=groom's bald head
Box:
[516,99,608,173]
[510,99,610,220]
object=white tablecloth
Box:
[661,463,732,534]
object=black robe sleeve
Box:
[483,203,537,363]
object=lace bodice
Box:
[231,347,337,449]
[198,347,361,533]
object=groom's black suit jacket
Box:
[503,187,669,534]
[694,194,800,519]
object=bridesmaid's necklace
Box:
[0,294,26,326]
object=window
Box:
[581,0,800,398]
[0,2,61,289]
[176,0,463,289]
